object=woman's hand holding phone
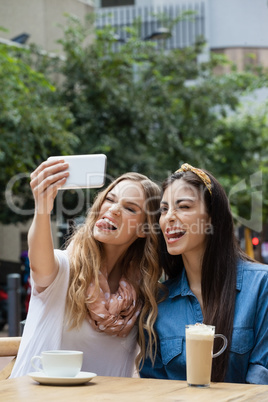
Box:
[30,159,69,215]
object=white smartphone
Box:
[48,154,107,189]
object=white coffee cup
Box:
[185,324,227,387]
[31,350,83,377]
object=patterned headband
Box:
[175,163,212,195]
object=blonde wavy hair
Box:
[65,172,162,369]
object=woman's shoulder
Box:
[237,259,268,291]
[54,248,70,266]
[238,258,268,274]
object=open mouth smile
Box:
[165,227,186,243]
[95,217,118,231]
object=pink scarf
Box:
[86,269,141,338]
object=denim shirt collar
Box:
[167,269,193,299]
[168,259,244,299]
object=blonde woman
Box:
[11,159,162,377]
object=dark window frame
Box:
[101,0,135,8]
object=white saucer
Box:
[28,371,97,386]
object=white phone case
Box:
[48,154,107,189]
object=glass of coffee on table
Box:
[185,323,227,387]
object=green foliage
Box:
[55,14,268,225]
[0,44,78,223]
[1,11,268,229]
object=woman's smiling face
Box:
[93,179,146,249]
[159,179,211,258]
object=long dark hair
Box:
[161,169,253,382]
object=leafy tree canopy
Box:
[0,43,78,223]
[1,12,268,232]
[57,14,268,225]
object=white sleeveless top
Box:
[11,249,138,378]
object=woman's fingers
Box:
[30,159,67,182]
[30,165,69,194]
[30,159,70,214]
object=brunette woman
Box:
[140,163,268,384]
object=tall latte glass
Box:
[185,324,227,387]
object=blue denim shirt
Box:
[140,259,268,384]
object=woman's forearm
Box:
[28,212,59,289]
[27,159,69,289]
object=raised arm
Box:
[28,159,69,291]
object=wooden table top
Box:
[1,375,268,401]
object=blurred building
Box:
[0,0,94,53]
[1,0,267,68]
[95,0,268,70]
